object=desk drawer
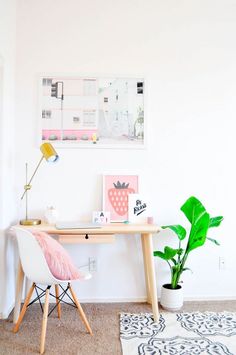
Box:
[57,234,115,244]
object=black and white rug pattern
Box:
[120,312,236,355]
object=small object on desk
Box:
[20,143,59,226]
[147,216,154,224]
[55,221,102,230]
[92,211,110,224]
[44,206,59,224]
[128,194,148,224]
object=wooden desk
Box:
[12,223,161,323]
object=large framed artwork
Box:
[39,76,145,148]
[103,174,139,222]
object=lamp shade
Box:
[40,143,59,162]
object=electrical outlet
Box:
[219,257,226,270]
[88,257,97,272]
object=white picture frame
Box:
[103,174,139,222]
[39,75,146,149]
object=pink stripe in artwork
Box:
[42,129,97,140]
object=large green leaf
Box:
[187,212,210,252]
[164,246,179,259]
[209,216,223,228]
[162,225,187,240]
[153,250,168,260]
[154,246,180,260]
[181,196,206,224]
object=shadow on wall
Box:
[0,56,17,319]
[0,56,5,317]
[0,56,5,220]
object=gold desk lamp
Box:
[20,142,59,226]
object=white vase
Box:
[44,206,58,224]
[160,284,183,311]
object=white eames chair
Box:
[13,227,92,354]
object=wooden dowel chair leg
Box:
[55,285,61,319]
[68,284,93,335]
[13,283,35,333]
[40,287,50,355]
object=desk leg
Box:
[141,233,159,322]
[13,260,24,324]
[141,236,151,303]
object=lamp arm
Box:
[20,155,44,200]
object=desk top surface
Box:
[14,223,162,235]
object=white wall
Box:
[14,0,236,304]
[0,0,17,318]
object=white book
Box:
[56,221,101,230]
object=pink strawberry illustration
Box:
[108,181,135,216]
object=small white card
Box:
[92,211,110,224]
[128,194,148,223]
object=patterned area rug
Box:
[120,312,236,354]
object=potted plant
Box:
[154,196,223,311]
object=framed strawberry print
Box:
[103,175,139,222]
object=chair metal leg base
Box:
[13,282,92,355]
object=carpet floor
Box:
[0,301,236,355]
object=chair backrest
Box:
[13,227,58,285]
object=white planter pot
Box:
[160,284,183,311]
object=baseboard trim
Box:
[48,296,149,303]
[0,302,15,319]
[184,295,236,301]
[76,297,148,303]
[1,296,235,318]
[48,295,236,303]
